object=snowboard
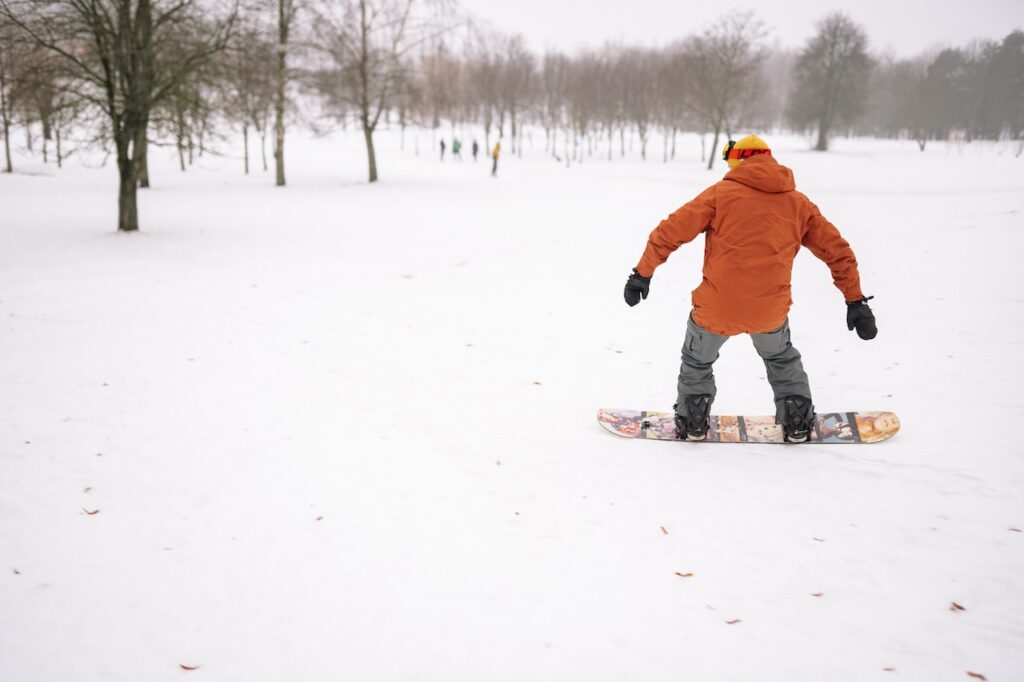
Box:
[597,409,899,444]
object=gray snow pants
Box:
[676,313,811,422]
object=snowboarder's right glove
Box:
[624,269,651,307]
[846,296,877,340]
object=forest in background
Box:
[1,1,1022,231]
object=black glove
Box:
[624,269,651,307]
[846,296,877,340]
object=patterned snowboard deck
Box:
[597,409,900,444]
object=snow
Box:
[1,130,1022,681]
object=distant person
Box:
[472,139,479,161]
[452,138,462,160]
[622,134,877,443]
[491,140,501,177]
[439,139,446,161]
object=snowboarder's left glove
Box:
[624,269,651,307]
[847,296,877,340]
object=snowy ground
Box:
[1,128,1022,681]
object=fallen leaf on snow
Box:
[660,526,669,535]
[812,537,826,542]
[725,619,742,625]
[1010,528,1022,533]
[315,516,324,522]
[179,664,200,671]
[883,667,895,672]
[675,572,694,578]
[82,508,100,516]
[83,487,92,493]
[966,672,986,681]
[532,381,541,385]
[950,602,967,611]
[811,592,824,597]
[13,568,21,575]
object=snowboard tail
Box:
[597,409,899,444]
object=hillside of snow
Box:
[1,130,1022,681]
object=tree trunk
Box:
[243,121,250,174]
[815,123,829,151]
[137,120,150,188]
[260,125,268,171]
[117,150,139,232]
[363,122,378,183]
[56,127,62,168]
[0,60,9,172]
[620,127,625,157]
[707,126,721,170]
[177,112,187,171]
[1,108,10,174]
[671,128,677,160]
[274,0,289,187]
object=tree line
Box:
[1,2,1022,232]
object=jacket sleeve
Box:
[635,186,716,277]
[801,201,864,302]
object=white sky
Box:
[457,0,1024,57]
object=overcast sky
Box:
[457,0,1023,57]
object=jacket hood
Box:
[723,155,795,193]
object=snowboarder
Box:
[440,139,446,161]
[623,134,877,443]
[491,140,501,177]
[472,139,480,161]
[452,138,462,160]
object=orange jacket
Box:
[636,155,864,336]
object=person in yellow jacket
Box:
[623,134,877,443]
[491,140,501,177]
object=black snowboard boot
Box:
[781,395,815,443]
[674,394,712,441]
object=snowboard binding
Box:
[674,394,712,441]
[781,395,815,443]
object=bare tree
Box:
[1,0,237,231]
[222,18,274,174]
[538,50,567,159]
[620,47,659,161]
[565,51,603,163]
[467,37,500,148]
[419,41,461,133]
[788,12,872,151]
[273,0,297,185]
[311,0,456,183]
[498,34,532,157]
[0,16,22,172]
[657,45,692,162]
[686,12,767,169]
